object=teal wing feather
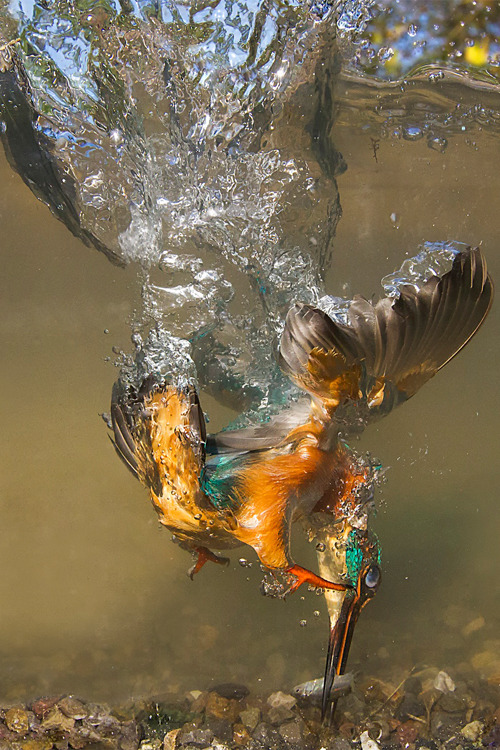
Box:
[203,401,310,512]
[202,452,251,513]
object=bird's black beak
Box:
[321,563,381,724]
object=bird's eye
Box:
[364,564,381,588]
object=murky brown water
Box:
[0,72,498,709]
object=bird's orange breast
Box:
[229,431,343,569]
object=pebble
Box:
[189,691,208,713]
[31,697,60,719]
[267,691,296,711]
[396,693,426,720]
[5,707,30,734]
[40,707,76,732]
[252,721,286,749]
[433,671,456,693]
[403,677,423,695]
[437,691,467,713]
[120,719,142,750]
[460,720,483,742]
[204,692,241,723]
[278,718,303,745]
[239,707,261,731]
[164,728,181,750]
[178,727,214,746]
[360,729,381,750]
[396,720,419,748]
[431,709,460,738]
[267,705,295,725]
[58,695,88,720]
[323,739,352,750]
[205,717,233,743]
[232,722,251,746]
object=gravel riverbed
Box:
[0,659,498,750]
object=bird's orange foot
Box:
[188,546,230,580]
[285,564,352,594]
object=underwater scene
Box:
[0,1,499,749]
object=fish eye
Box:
[364,564,381,589]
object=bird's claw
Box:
[285,564,352,594]
[188,546,230,580]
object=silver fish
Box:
[293,672,354,704]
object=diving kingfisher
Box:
[109,246,492,713]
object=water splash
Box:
[382,240,466,297]
[0,2,484,420]
[1,0,360,409]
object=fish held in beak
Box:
[293,672,354,704]
[322,562,382,724]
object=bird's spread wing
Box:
[279,247,493,420]
[0,47,124,267]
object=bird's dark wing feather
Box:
[109,403,139,478]
[206,400,311,454]
[0,54,124,267]
[279,247,493,417]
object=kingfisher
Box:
[110,246,492,712]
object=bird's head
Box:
[318,525,382,723]
[307,450,382,724]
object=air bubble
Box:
[316,542,326,552]
[110,128,124,145]
[131,333,142,350]
[313,610,320,618]
[429,70,445,83]
[238,558,253,568]
[299,619,307,627]
[408,24,417,37]
[403,126,424,141]
[194,513,202,520]
[378,47,394,63]
[427,136,448,154]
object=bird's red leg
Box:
[188,546,230,580]
[285,564,352,594]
